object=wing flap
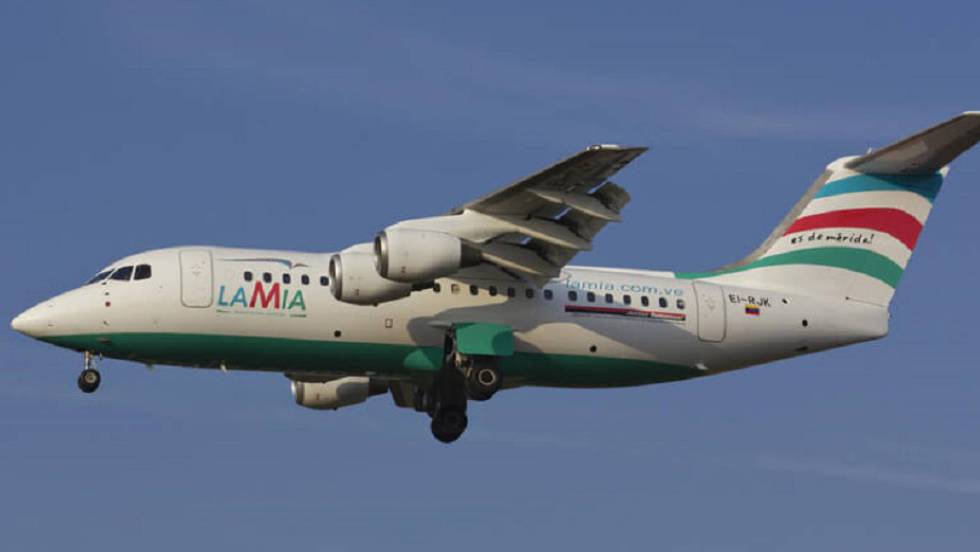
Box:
[487,215,592,251]
[527,188,623,221]
[476,242,562,279]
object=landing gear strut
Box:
[416,331,470,443]
[416,327,506,443]
[77,351,101,394]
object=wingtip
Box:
[587,144,649,152]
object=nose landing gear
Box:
[77,351,101,394]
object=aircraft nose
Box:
[11,311,30,335]
[11,312,23,333]
[11,303,54,337]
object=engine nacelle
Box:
[290,377,388,410]
[329,248,413,305]
[374,229,480,283]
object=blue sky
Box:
[2,1,979,550]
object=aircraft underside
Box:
[44,327,705,442]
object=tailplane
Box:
[677,112,980,306]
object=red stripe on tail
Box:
[783,208,923,250]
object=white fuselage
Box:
[12,246,889,388]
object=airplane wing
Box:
[381,145,647,283]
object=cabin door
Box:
[693,281,726,342]
[179,249,214,308]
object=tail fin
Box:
[677,112,980,306]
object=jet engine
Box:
[329,247,413,305]
[290,376,388,410]
[374,229,480,283]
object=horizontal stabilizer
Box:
[846,112,980,175]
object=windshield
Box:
[110,266,134,281]
[86,269,113,285]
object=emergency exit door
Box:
[179,249,213,308]
[693,281,726,342]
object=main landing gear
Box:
[77,351,101,394]
[414,328,504,443]
[463,355,503,402]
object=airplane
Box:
[10,112,980,443]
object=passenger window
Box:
[134,264,152,280]
[263,272,272,283]
[659,297,668,308]
[301,275,310,285]
[544,289,553,300]
[568,291,578,301]
[244,271,253,282]
[450,283,460,295]
[525,288,534,299]
[623,294,631,305]
[641,296,649,307]
[605,293,614,303]
[433,282,442,293]
[470,285,479,296]
[489,286,498,297]
[677,299,686,310]
[110,266,133,281]
[320,276,329,286]
[283,274,291,284]
[587,292,596,303]
[507,287,516,298]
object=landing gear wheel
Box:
[77,368,101,393]
[419,327,473,443]
[465,356,502,401]
[431,406,468,443]
[77,351,101,394]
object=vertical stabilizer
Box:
[676,112,980,306]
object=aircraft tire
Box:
[430,406,468,443]
[77,368,101,393]
[413,387,435,414]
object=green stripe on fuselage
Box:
[815,173,943,202]
[676,247,904,288]
[39,332,701,388]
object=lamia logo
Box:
[217,282,307,312]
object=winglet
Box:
[846,111,980,175]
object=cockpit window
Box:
[86,269,113,285]
[110,266,134,281]
[134,264,152,280]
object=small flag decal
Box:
[745,304,760,316]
